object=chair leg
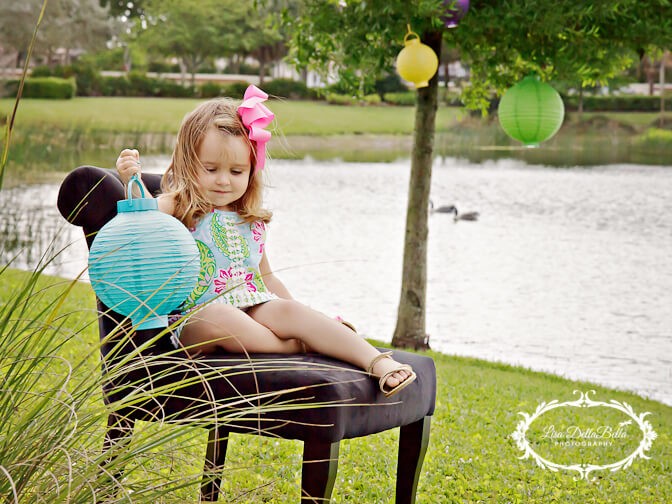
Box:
[396,416,431,504]
[101,413,135,487]
[200,426,230,503]
[301,439,340,503]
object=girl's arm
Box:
[116,148,175,215]
[259,251,293,300]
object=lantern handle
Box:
[127,174,146,200]
[404,24,421,44]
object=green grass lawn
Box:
[3,97,669,138]
[2,267,670,503]
[0,97,465,136]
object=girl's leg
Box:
[179,303,303,355]
[247,299,412,389]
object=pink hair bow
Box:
[238,85,274,171]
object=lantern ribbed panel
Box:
[498,76,565,147]
[88,210,200,329]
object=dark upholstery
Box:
[58,166,437,503]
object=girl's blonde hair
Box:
[161,98,272,229]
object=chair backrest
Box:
[57,166,163,247]
[57,166,170,358]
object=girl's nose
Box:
[216,173,230,186]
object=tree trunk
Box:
[123,45,131,72]
[391,30,442,351]
[259,50,266,86]
[660,51,667,127]
[190,56,200,88]
[179,59,187,86]
[578,85,584,116]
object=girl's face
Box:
[196,128,252,210]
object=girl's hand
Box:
[116,148,142,185]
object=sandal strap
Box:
[366,351,393,375]
[379,366,416,396]
[378,364,413,389]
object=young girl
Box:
[116,85,415,397]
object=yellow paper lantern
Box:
[396,29,438,89]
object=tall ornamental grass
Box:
[0,3,328,501]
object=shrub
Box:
[197,64,217,74]
[326,92,356,105]
[148,61,181,74]
[325,93,381,106]
[222,81,251,98]
[5,77,76,99]
[198,82,224,98]
[327,78,375,96]
[99,76,131,96]
[563,94,672,112]
[362,93,382,105]
[263,78,315,100]
[30,65,53,78]
[2,79,19,97]
[50,64,76,79]
[223,62,269,76]
[635,127,672,147]
[71,61,101,96]
[88,47,127,71]
[98,73,195,98]
[155,80,194,98]
[374,73,408,100]
[384,92,416,106]
[29,62,101,96]
[127,71,156,97]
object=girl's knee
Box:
[273,299,307,319]
[185,304,242,336]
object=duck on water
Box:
[429,200,479,222]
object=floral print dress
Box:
[177,210,277,316]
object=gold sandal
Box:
[367,351,417,398]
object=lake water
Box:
[2,156,671,406]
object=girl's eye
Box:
[231,170,243,175]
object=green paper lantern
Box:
[498,76,565,147]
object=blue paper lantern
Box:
[88,175,200,330]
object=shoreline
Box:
[4,265,671,409]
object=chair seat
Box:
[105,336,436,443]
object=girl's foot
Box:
[367,351,417,397]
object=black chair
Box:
[57,166,437,503]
